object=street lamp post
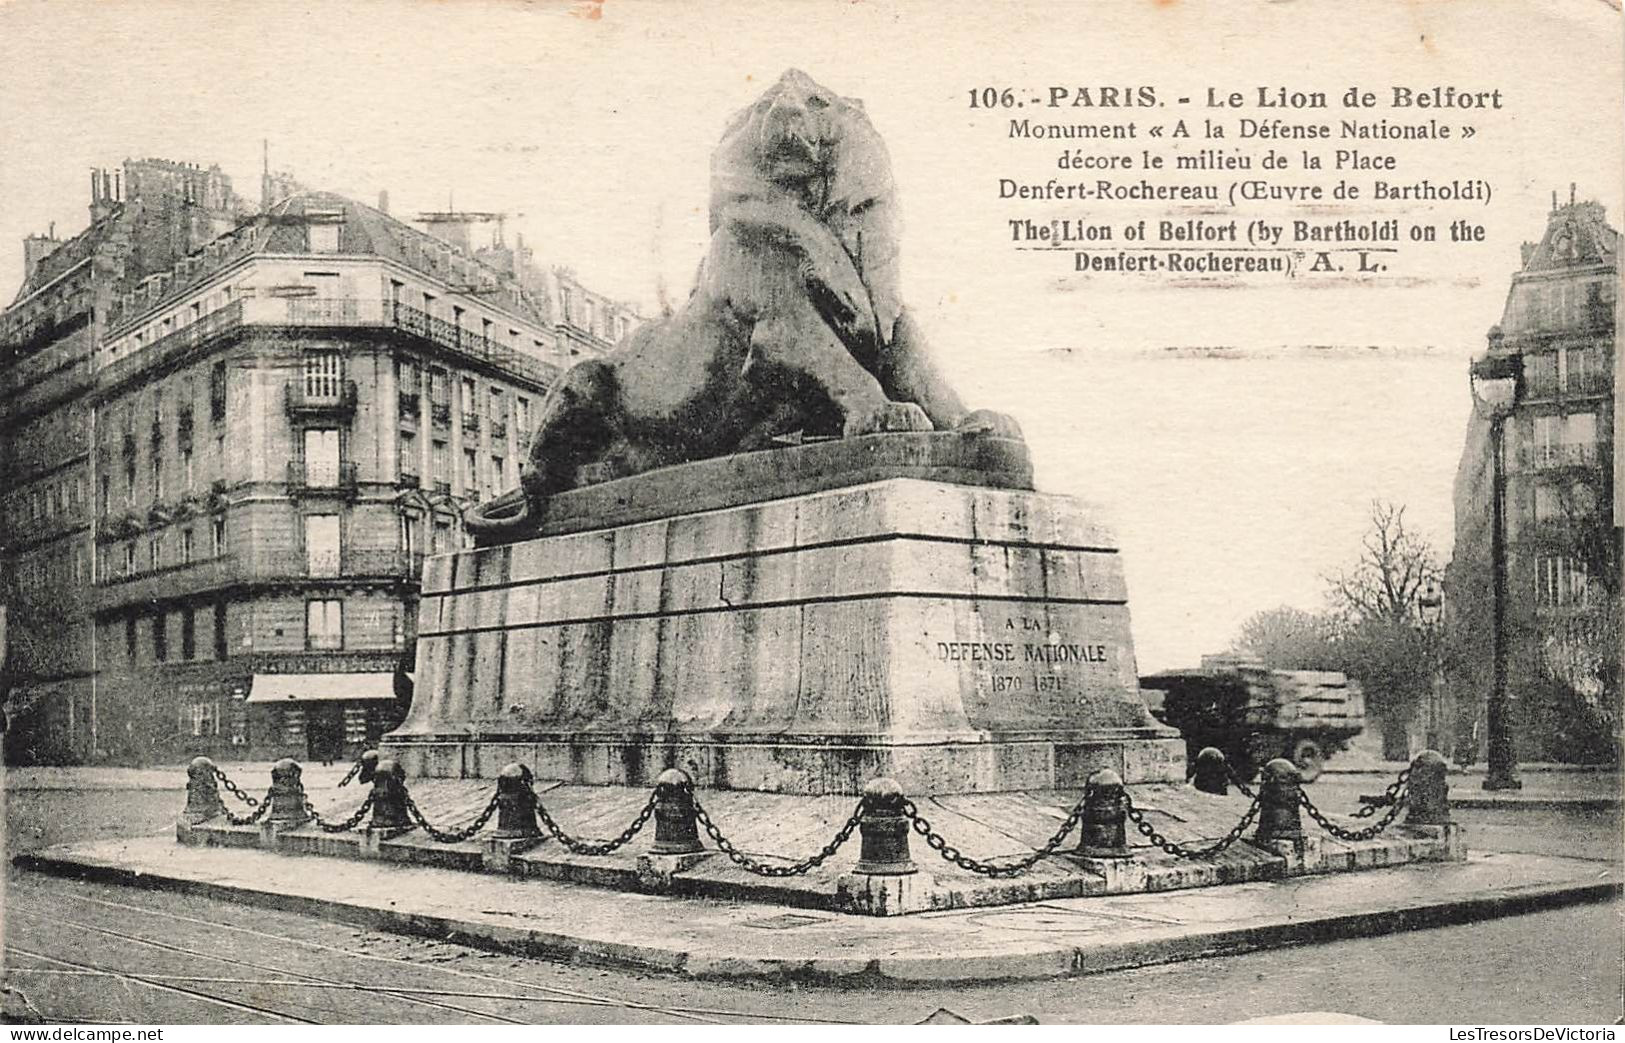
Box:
[1470,352,1524,791]
[1418,577,1444,751]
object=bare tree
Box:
[1233,605,1340,670]
[1325,500,1442,628]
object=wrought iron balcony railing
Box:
[285,460,360,493]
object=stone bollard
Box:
[183,756,226,824]
[356,749,380,786]
[368,758,412,831]
[1075,769,1132,858]
[1405,749,1451,826]
[1192,747,1229,796]
[854,777,917,875]
[1252,758,1305,845]
[650,768,704,855]
[491,763,541,839]
[266,758,312,829]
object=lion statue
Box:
[464,69,1021,542]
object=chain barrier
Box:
[528,783,658,856]
[1225,764,1257,799]
[405,792,501,843]
[898,794,1088,877]
[209,765,271,826]
[1352,767,1412,819]
[335,759,365,788]
[302,791,377,834]
[1124,789,1262,860]
[692,796,863,877]
[1300,785,1408,842]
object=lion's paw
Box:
[955,409,1024,440]
[843,400,934,437]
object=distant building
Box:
[1,157,639,765]
[1445,191,1620,763]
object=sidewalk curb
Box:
[14,848,1620,985]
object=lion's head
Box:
[710,69,904,341]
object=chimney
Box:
[513,232,525,278]
[378,189,390,215]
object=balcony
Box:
[286,460,360,495]
[398,392,422,420]
[462,412,482,434]
[93,553,250,612]
[1519,442,1604,471]
[489,419,508,441]
[345,548,428,581]
[430,402,451,426]
[384,301,560,389]
[284,379,358,418]
[398,470,421,489]
[177,411,194,451]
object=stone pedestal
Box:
[383,434,1183,793]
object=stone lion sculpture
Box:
[464,69,1021,542]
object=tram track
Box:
[8,882,862,1025]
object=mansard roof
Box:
[1519,200,1619,275]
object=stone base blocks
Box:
[382,466,1185,794]
[178,755,1467,918]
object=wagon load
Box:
[1140,653,1366,782]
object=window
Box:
[152,454,164,500]
[489,386,504,421]
[308,222,340,253]
[181,444,194,489]
[148,537,162,571]
[125,615,138,660]
[515,396,531,436]
[399,429,419,477]
[181,609,196,660]
[124,542,136,575]
[1534,484,1562,522]
[212,514,227,556]
[181,528,194,564]
[461,376,478,414]
[302,352,344,399]
[306,599,343,650]
[210,361,227,422]
[1524,352,1558,396]
[73,544,85,585]
[431,439,450,486]
[429,368,450,417]
[463,448,480,498]
[481,317,493,342]
[303,428,341,487]
[184,700,219,737]
[124,458,137,506]
[1531,414,1562,467]
[153,611,168,662]
[396,358,420,395]
[99,475,110,517]
[402,512,420,557]
[304,514,341,576]
[1564,347,1601,393]
[1536,555,1589,608]
[490,454,505,492]
[433,519,451,554]
[214,601,228,660]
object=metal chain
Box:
[898,794,1089,877]
[530,784,658,856]
[303,792,376,834]
[335,758,365,788]
[221,792,271,827]
[1124,789,1262,859]
[1300,785,1408,841]
[210,765,260,808]
[692,796,864,877]
[405,792,500,843]
[1225,764,1257,799]
[1352,767,1412,818]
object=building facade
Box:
[1,159,638,764]
[1445,193,1620,764]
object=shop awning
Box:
[246,673,397,704]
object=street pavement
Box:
[4,765,1621,1024]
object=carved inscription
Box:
[933,614,1111,702]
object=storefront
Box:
[246,672,402,763]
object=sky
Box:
[2,0,1620,671]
